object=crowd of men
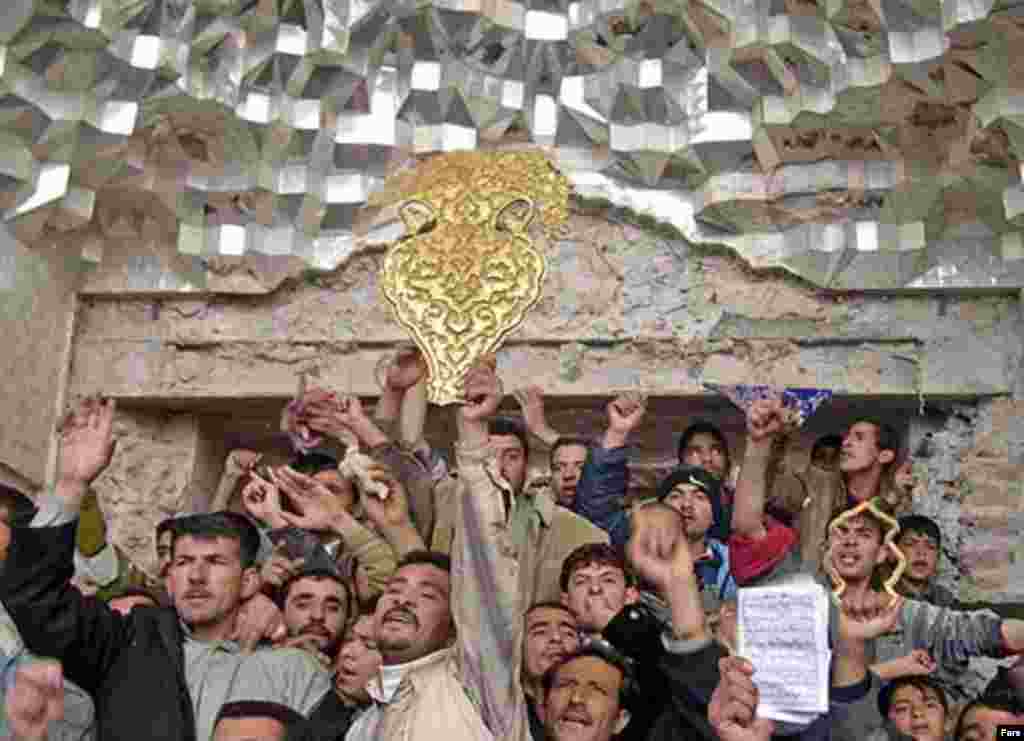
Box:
[0,350,1022,741]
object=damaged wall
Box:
[68,204,1024,606]
[0,224,79,490]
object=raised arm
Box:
[732,398,788,539]
[452,361,528,739]
[829,593,906,741]
[267,466,400,595]
[0,398,132,697]
[209,449,262,512]
[304,392,434,542]
[513,386,561,447]
[575,393,645,546]
[372,347,429,451]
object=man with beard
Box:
[280,568,350,665]
[0,398,331,741]
[342,359,532,741]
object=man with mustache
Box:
[280,568,350,664]
[0,397,332,741]
[541,500,727,741]
[523,602,581,738]
[342,359,533,741]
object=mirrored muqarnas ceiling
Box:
[2,0,1024,289]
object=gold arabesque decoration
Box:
[826,497,907,606]
[378,151,571,405]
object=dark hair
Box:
[155,516,182,541]
[677,421,731,472]
[281,566,351,608]
[811,434,843,457]
[878,676,948,718]
[897,515,942,550]
[550,436,592,466]
[542,641,637,709]
[289,451,340,477]
[827,506,887,542]
[0,484,37,528]
[214,700,306,731]
[852,419,901,459]
[559,543,633,593]
[170,511,262,569]
[358,593,381,619]
[955,689,1024,741]
[488,417,530,463]
[397,550,452,574]
[525,600,577,623]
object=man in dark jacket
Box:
[0,397,330,741]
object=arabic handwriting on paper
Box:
[738,584,830,717]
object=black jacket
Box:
[603,602,724,741]
[305,690,362,741]
[0,522,198,741]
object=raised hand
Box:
[240,474,288,529]
[458,357,503,424]
[746,397,787,444]
[271,466,347,532]
[358,463,413,533]
[305,394,376,445]
[513,386,555,440]
[709,657,776,741]
[57,396,117,488]
[838,592,904,643]
[626,504,694,595]
[382,348,428,391]
[608,392,646,433]
[884,649,937,678]
[605,391,646,449]
[5,660,65,741]
[232,593,287,652]
[260,542,306,589]
[228,449,262,473]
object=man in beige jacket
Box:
[343,361,532,741]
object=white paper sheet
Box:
[737,578,831,722]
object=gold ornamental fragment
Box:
[378,151,571,405]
